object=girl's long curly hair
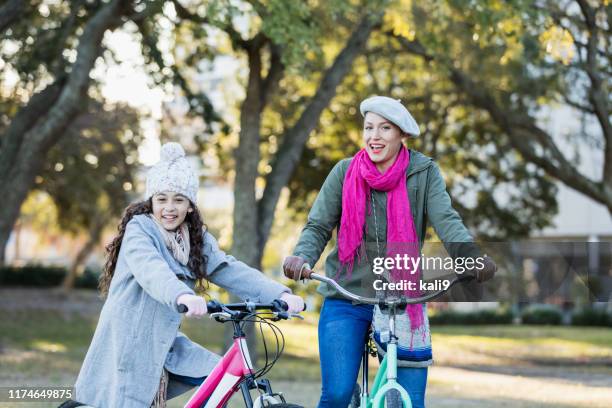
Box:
[98,198,208,297]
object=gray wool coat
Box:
[74,214,290,408]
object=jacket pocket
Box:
[112,305,139,371]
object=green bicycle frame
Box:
[361,311,412,408]
[304,271,471,408]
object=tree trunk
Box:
[231,40,265,269]
[0,0,125,264]
[227,13,383,359]
[226,38,266,357]
[12,221,21,262]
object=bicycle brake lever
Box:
[210,312,232,321]
[289,313,304,320]
[277,311,290,320]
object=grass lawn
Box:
[1,289,611,407]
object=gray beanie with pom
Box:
[145,142,199,204]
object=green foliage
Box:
[75,267,103,289]
[262,0,320,68]
[571,307,612,327]
[428,307,513,325]
[284,0,566,239]
[0,1,83,88]
[38,99,143,234]
[0,264,100,288]
[521,304,563,325]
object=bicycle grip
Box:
[300,267,313,280]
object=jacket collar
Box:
[406,149,433,177]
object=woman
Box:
[283,96,496,408]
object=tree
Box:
[134,0,389,358]
[0,0,153,263]
[39,99,143,289]
[138,0,389,269]
[286,0,609,239]
[285,13,558,239]
[388,0,610,214]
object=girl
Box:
[74,142,304,408]
[283,96,496,408]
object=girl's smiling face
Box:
[363,112,405,173]
[152,191,193,231]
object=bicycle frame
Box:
[184,336,253,408]
[180,300,294,408]
[360,308,411,408]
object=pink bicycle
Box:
[178,299,304,408]
[61,299,304,408]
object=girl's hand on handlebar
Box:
[176,294,208,318]
[280,292,306,313]
[282,255,310,281]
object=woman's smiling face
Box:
[151,191,192,231]
[363,112,405,173]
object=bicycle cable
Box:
[232,312,286,398]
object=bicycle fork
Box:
[368,312,412,408]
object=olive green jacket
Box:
[293,149,480,299]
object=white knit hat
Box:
[145,143,198,204]
[360,95,420,137]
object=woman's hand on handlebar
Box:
[282,255,311,281]
[176,293,207,318]
[280,292,306,313]
[471,256,497,283]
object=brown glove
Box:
[283,255,312,281]
[473,256,497,283]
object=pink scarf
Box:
[339,146,424,333]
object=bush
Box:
[0,264,66,287]
[429,308,513,325]
[75,268,101,289]
[520,304,562,325]
[0,264,100,289]
[572,307,612,327]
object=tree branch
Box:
[1,0,125,207]
[0,0,128,262]
[394,33,612,212]
[0,77,66,181]
[576,0,612,183]
[170,0,246,49]
[257,12,384,249]
[260,43,284,109]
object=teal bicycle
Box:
[296,268,473,408]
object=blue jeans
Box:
[318,298,427,408]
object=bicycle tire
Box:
[57,401,88,408]
[349,382,361,407]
